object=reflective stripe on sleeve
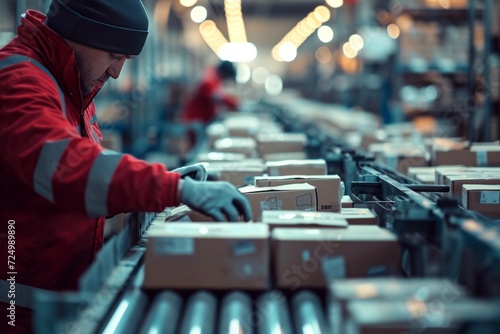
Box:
[0,55,67,119]
[33,138,71,203]
[85,150,123,217]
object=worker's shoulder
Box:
[0,52,59,93]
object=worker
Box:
[0,0,252,333]
[181,60,240,124]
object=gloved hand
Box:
[180,177,252,222]
[172,163,207,181]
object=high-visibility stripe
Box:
[0,55,67,119]
[0,279,50,309]
[34,139,71,203]
[91,127,100,142]
[85,150,123,217]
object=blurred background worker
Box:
[181,60,240,125]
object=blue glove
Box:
[172,163,207,181]
[180,177,253,222]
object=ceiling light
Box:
[180,0,198,7]
[387,24,400,39]
[317,25,334,43]
[278,42,297,62]
[326,0,343,8]
[219,42,257,62]
[265,75,283,96]
[343,42,358,58]
[252,67,269,85]
[349,34,364,51]
[190,6,207,23]
[313,6,331,22]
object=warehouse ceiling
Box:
[169,0,366,66]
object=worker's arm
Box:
[0,63,180,218]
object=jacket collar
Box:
[18,10,103,111]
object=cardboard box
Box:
[206,123,229,148]
[379,148,429,175]
[206,161,265,187]
[263,151,308,161]
[435,167,500,184]
[340,208,378,225]
[223,115,262,137]
[213,137,258,158]
[240,184,318,222]
[144,223,270,290]
[272,226,400,289]
[416,174,435,184]
[444,174,500,197]
[256,133,307,156]
[261,210,348,229]
[341,195,354,208]
[461,184,500,218]
[407,166,438,180]
[255,175,341,212]
[432,145,500,167]
[328,278,467,334]
[196,152,247,162]
[346,299,500,334]
[266,159,327,176]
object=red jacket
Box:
[181,68,239,124]
[0,11,180,294]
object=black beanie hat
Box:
[46,0,149,56]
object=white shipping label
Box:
[322,256,346,282]
[476,151,488,167]
[233,240,256,257]
[480,191,500,204]
[260,198,282,211]
[155,238,194,255]
[244,175,255,185]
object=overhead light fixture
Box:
[199,20,229,57]
[317,26,334,43]
[219,42,257,62]
[349,34,364,51]
[272,5,332,61]
[190,6,207,23]
[387,24,400,39]
[278,42,297,62]
[180,0,198,7]
[224,0,248,43]
[325,0,343,8]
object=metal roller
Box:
[139,291,183,334]
[256,290,293,334]
[179,290,218,334]
[218,291,253,334]
[291,290,329,334]
[102,289,148,334]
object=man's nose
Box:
[107,58,126,79]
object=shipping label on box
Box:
[206,161,265,187]
[255,175,341,212]
[265,159,327,176]
[240,184,317,221]
[261,210,348,229]
[461,184,500,218]
[272,226,400,289]
[144,223,270,290]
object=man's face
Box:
[70,42,133,95]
